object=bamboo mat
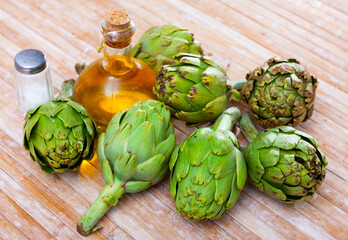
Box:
[0,0,347,239]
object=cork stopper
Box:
[105,9,130,31]
[101,9,135,48]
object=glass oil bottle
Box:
[73,9,157,131]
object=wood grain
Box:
[0,0,347,239]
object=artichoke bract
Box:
[154,53,237,126]
[169,107,247,221]
[132,24,203,74]
[240,113,327,203]
[23,80,98,174]
[77,99,176,236]
[241,57,318,128]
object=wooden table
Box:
[0,0,347,239]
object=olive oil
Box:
[72,9,156,131]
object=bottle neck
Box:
[102,43,134,75]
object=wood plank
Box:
[0,191,54,240]
[244,187,347,240]
[0,169,81,239]
[257,0,348,51]
[0,213,29,240]
[321,0,348,15]
[229,0,348,69]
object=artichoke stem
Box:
[212,107,241,132]
[60,80,76,100]
[240,113,259,143]
[228,79,246,91]
[77,180,125,236]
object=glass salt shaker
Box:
[14,49,54,116]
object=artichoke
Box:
[169,107,247,221]
[154,53,238,126]
[132,24,203,74]
[241,57,318,128]
[240,113,327,203]
[77,99,176,235]
[23,80,98,174]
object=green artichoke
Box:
[241,57,318,128]
[169,107,247,221]
[23,80,98,174]
[77,99,176,235]
[132,24,203,74]
[240,113,327,203]
[154,53,238,126]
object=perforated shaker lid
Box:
[14,49,47,74]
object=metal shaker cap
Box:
[14,49,47,74]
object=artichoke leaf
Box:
[169,171,178,200]
[124,181,152,193]
[172,149,190,182]
[202,95,229,122]
[67,100,89,116]
[105,123,131,166]
[186,131,211,166]
[169,140,184,171]
[133,153,166,182]
[208,152,235,179]
[205,201,224,220]
[189,159,214,187]
[169,73,196,93]
[259,147,280,168]
[148,113,165,145]
[102,159,114,185]
[155,134,176,161]
[57,105,84,128]
[82,129,92,159]
[260,179,287,201]
[188,83,217,109]
[97,133,106,165]
[175,111,203,123]
[272,132,301,150]
[37,100,65,117]
[235,149,247,190]
[72,125,84,142]
[280,184,308,197]
[34,115,56,140]
[24,111,41,142]
[102,195,118,207]
[81,116,97,137]
[201,67,228,96]
[208,131,234,156]
[30,132,49,157]
[104,110,127,143]
[126,109,147,130]
[296,139,316,155]
[127,122,155,163]
[262,167,285,187]
[214,173,233,205]
[114,152,137,181]
[226,173,241,209]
